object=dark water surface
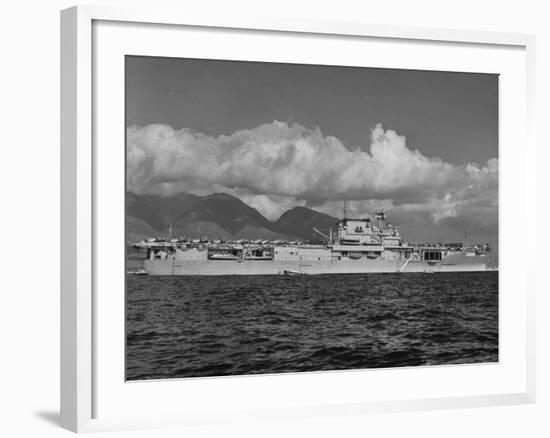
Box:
[126,272,498,380]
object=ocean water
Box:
[126,271,498,380]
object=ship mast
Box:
[375,210,385,230]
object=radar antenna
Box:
[375,210,386,230]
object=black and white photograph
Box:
[125,56,499,381]
[2,0,547,434]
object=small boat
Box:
[281,269,307,276]
[127,268,147,275]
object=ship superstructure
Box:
[132,208,490,275]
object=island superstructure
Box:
[131,207,490,275]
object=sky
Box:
[126,56,498,244]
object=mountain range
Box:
[126,192,339,243]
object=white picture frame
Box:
[60,4,536,433]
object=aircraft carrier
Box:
[132,209,490,276]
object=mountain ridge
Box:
[126,191,339,241]
[275,206,339,241]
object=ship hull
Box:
[144,256,487,276]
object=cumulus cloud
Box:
[127,121,498,235]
